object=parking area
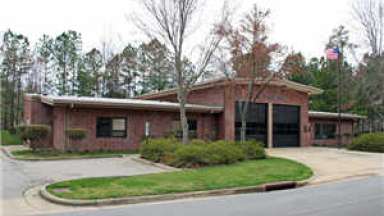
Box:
[0,150,167,216]
[267,147,384,184]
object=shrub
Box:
[18,124,50,150]
[65,128,87,140]
[347,133,384,153]
[140,138,267,168]
[20,124,50,141]
[172,144,208,168]
[140,138,179,163]
[205,141,245,165]
[189,139,208,146]
[236,140,266,160]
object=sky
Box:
[0,0,361,60]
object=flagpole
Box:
[337,49,342,149]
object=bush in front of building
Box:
[347,133,384,153]
[236,140,267,160]
[189,139,208,146]
[141,138,267,168]
[172,144,209,168]
[140,138,179,162]
[65,128,87,140]
[205,141,246,165]
[18,124,50,150]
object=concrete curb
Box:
[40,179,311,207]
[1,146,136,161]
[131,156,180,171]
[1,146,16,159]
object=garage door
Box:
[235,102,268,147]
[273,105,300,147]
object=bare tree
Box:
[353,0,384,57]
[217,5,305,142]
[353,0,384,130]
[133,0,228,144]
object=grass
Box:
[0,130,23,146]
[12,149,138,160]
[47,157,312,200]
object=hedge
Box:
[65,128,87,140]
[140,139,266,168]
[140,138,179,163]
[17,124,50,150]
[18,124,50,141]
[347,133,384,153]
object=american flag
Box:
[326,48,339,60]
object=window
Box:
[188,119,197,139]
[145,121,150,137]
[315,123,336,140]
[96,117,127,138]
[171,119,198,139]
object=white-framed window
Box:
[145,121,151,137]
[96,117,127,138]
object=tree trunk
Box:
[15,74,22,126]
[240,117,247,143]
[63,63,67,95]
[9,61,17,130]
[178,89,189,144]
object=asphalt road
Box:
[39,176,384,216]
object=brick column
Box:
[268,103,273,148]
[52,107,66,151]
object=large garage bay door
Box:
[235,102,268,146]
[273,105,300,147]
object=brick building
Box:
[24,78,364,152]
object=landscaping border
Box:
[39,178,312,207]
[130,155,180,171]
[1,146,137,161]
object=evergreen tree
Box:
[0,30,32,130]
[51,31,82,95]
[82,48,103,96]
[137,39,174,94]
[35,34,53,93]
[120,44,139,98]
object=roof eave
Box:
[40,96,223,113]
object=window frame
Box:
[315,123,336,140]
[96,117,127,138]
[171,119,198,139]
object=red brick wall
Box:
[23,95,53,148]
[309,118,355,146]
[228,84,311,146]
[136,82,312,146]
[145,86,225,106]
[50,107,217,152]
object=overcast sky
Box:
[1,0,359,59]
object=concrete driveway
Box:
[267,147,384,184]
[0,150,167,216]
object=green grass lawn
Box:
[12,149,138,160]
[0,130,22,146]
[47,157,312,200]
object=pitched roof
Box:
[31,95,223,113]
[137,77,323,100]
[309,111,366,120]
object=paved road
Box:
[40,176,384,216]
[0,150,165,216]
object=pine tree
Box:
[0,30,32,130]
[137,39,174,94]
[51,31,82,95]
